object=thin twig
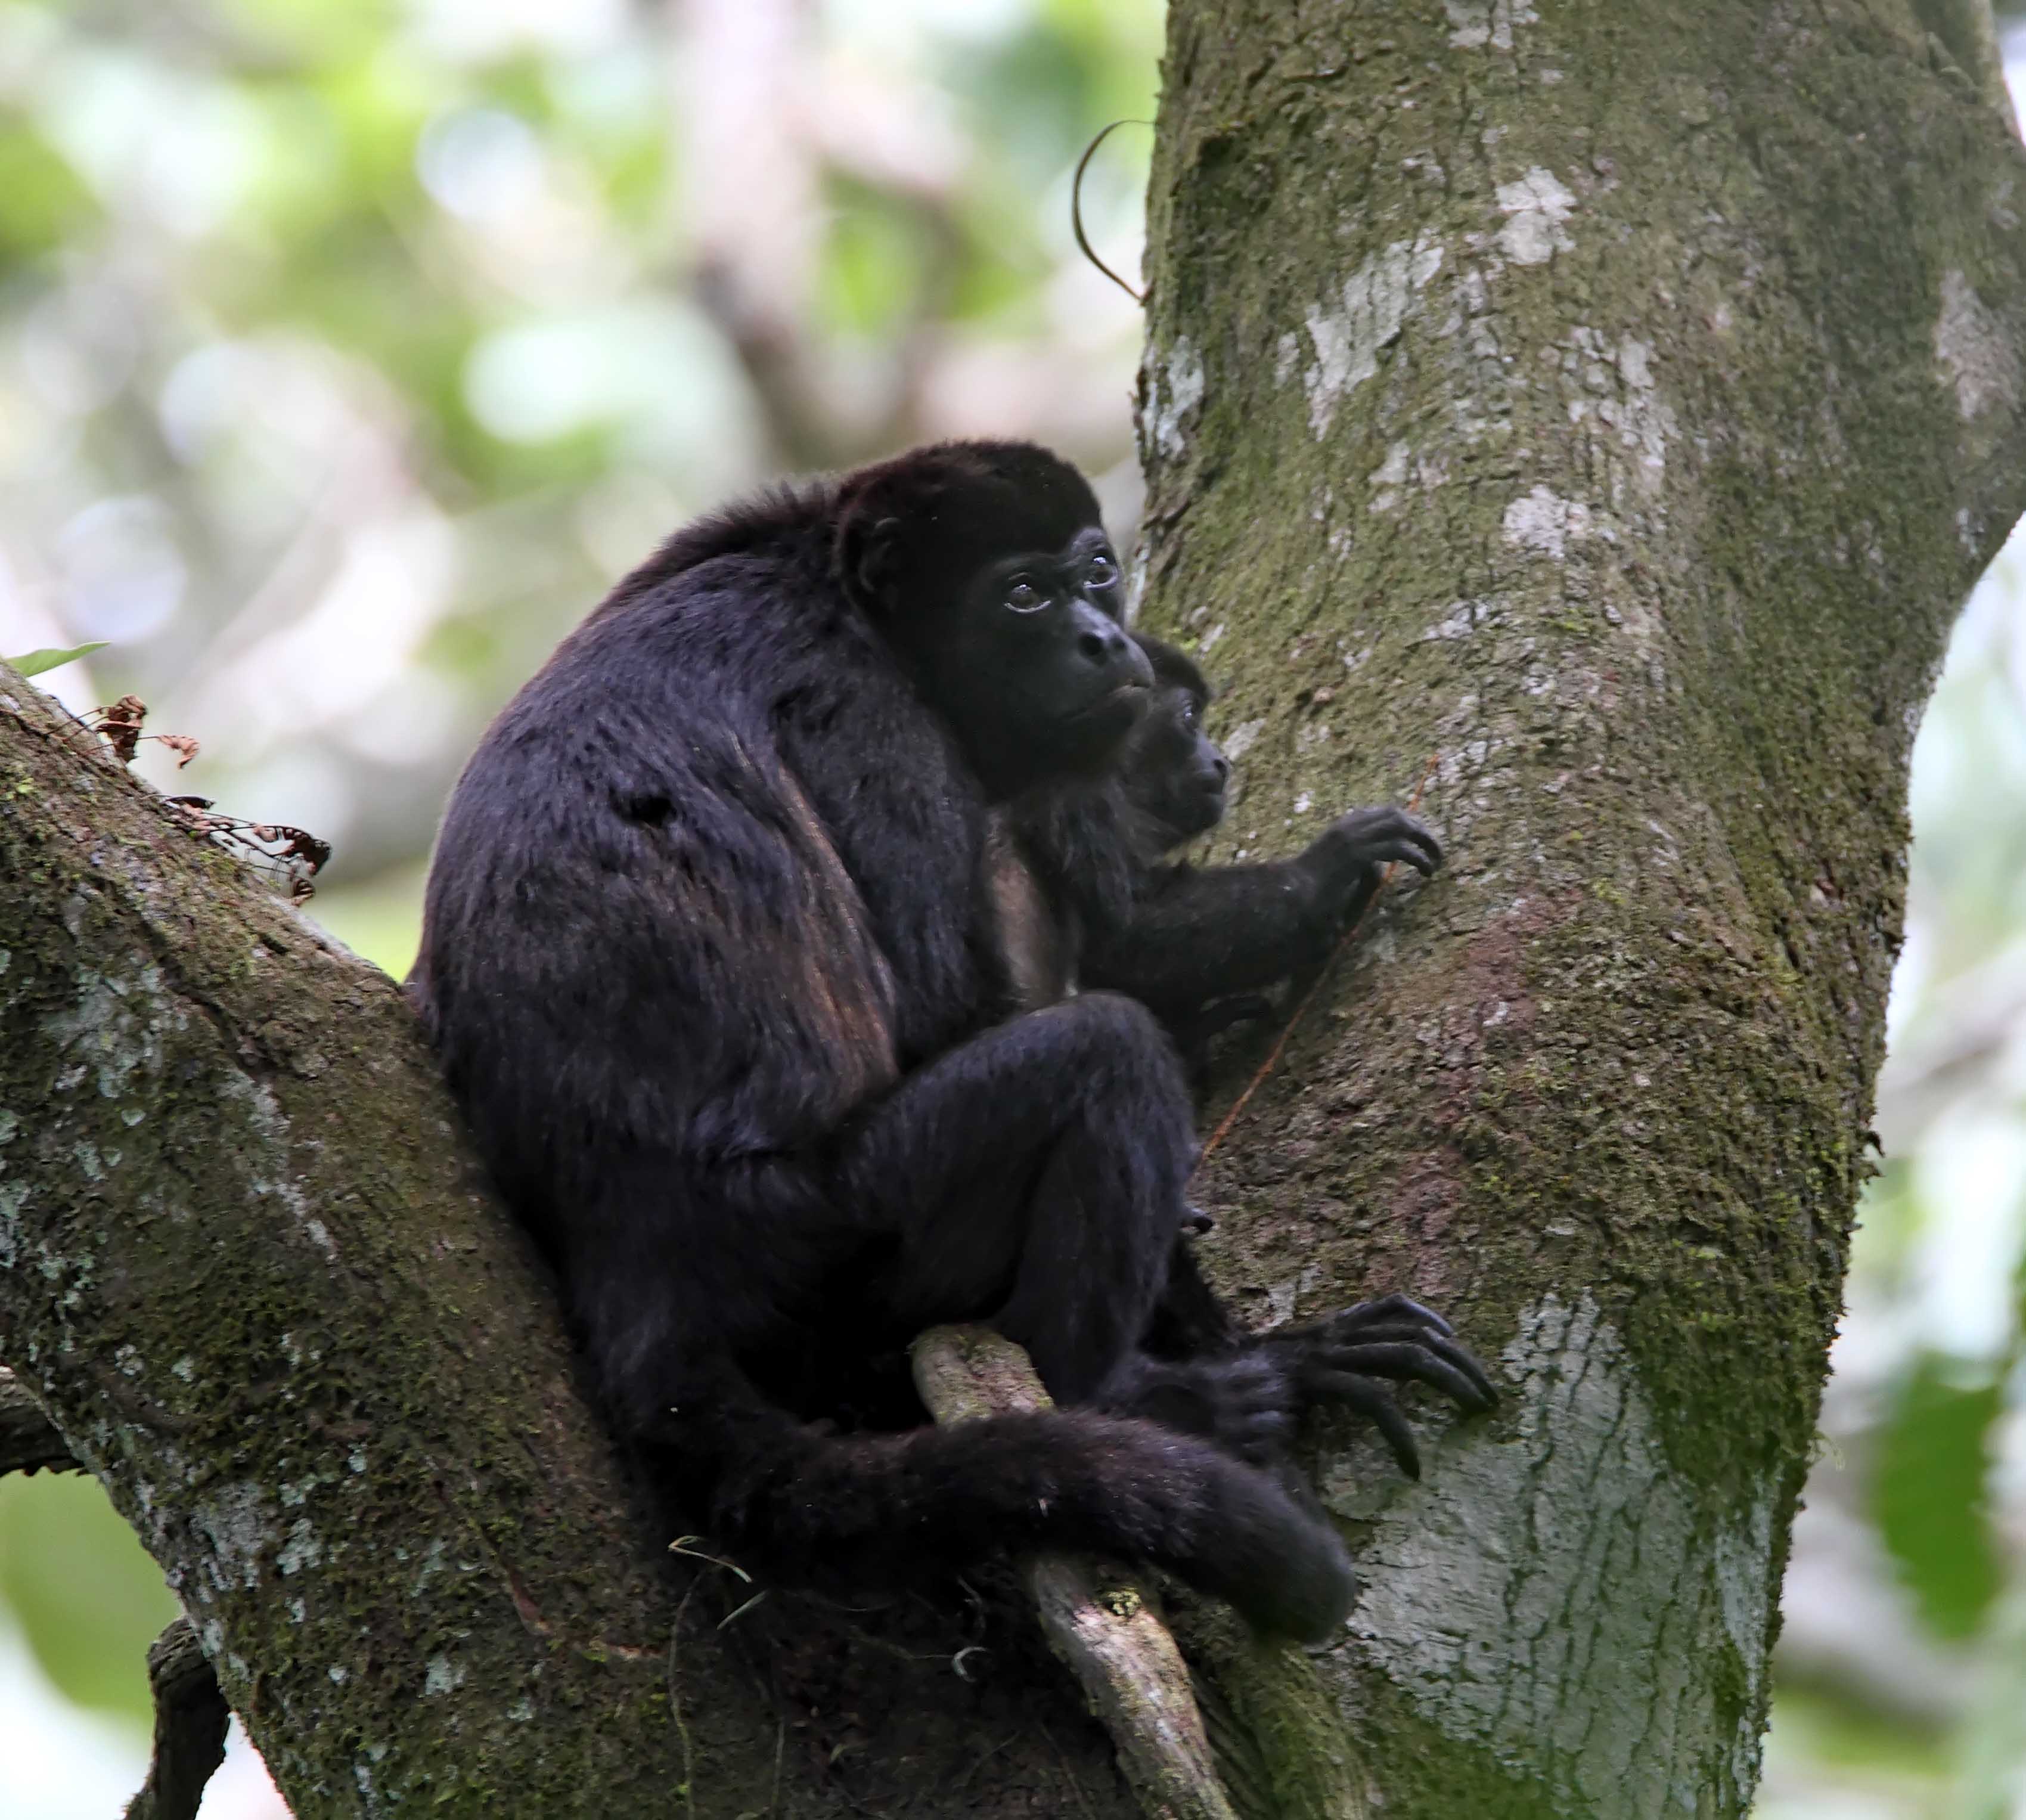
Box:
[1072,120,1153,305]
[666,1575,708,1820]
[1199,753,1441,1163]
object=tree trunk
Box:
[1134,2,2026,1816]
[6,4,2026,1816]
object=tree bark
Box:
[1134,2,2026,1816]
[6,4,2026,1816]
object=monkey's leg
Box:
[836,991,1196,1406]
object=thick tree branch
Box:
[0,667,1146,1815]
[124,1619,229,1820]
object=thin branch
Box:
[124,1620,229,1820]
[0,1366,78,1476]
[911,1325,1239,1820]
[1072,121,1153,305]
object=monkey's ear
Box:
[836,511,903,613]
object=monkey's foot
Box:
[1262,1294,1496,1478]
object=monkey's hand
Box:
[1299,807,1444,929]
[1256,1294,1496,1479]
[1165,993,1275,1052]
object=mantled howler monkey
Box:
[412,441,1488,1643]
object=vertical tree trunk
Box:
[1135,3,2026,1816]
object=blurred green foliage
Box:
[0,1472,178,1725]
[1875,1357,2004,1642]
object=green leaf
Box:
[1872,1352,2003,1641]
[5,641,108,678]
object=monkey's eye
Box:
[1178,697,1199,729]
[1004,578,1046,613]
[1086,552,1119,590]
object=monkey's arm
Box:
[1081,808,1441,1019]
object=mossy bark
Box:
[1135,2,2026,1815]
[0,678,1138,1818]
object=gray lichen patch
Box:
[1443,0,1537,52]
[1935,268,2021,421]
[1146,336,1206,460]
[1493,168,1575,266]
[188,1481,278,1596]
[40,957,184,1104]
[1330,1293,1774,1814]
[1297,236,1446,436]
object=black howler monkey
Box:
[411,441,1487,1643]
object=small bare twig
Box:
[39,690,326,900]
[911,1325,1239,1820]
[1072,121,1153,306]
[163,801,330,903]
[124,1619,229,1820]
[92,694,149,762]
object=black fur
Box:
[1020,635,1445,1048]
[1005,636,1491,1477]
[411,441,1454,1642]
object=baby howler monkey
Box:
[1017,634,1442,1050]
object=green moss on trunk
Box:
[1138,1,2026,1813]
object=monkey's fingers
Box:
[1324,1292,1457,1338]
[1190,994,1275,1040]
[1304,1341,1495,1413]
[1361,838,1441,876]
[1304,1371,1422,1478]
[1395,814,1444,871]
[1225,1403,1297,1468]
[1333,808,1444,873]
[1277,1300,1499,1399]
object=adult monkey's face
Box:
[929,523,1153,785]
[838,442,1154,798]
